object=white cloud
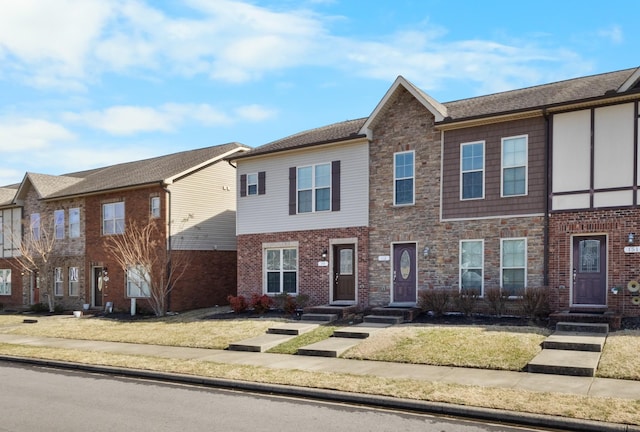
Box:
[597,25,623,44]
[0,118,75,151]
[235,105,277,122]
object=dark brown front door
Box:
[333,244,355,302]
[573,235,607,306]
[393,243,417,303]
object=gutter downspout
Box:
[163,184,172,312]
[543,109,550,288]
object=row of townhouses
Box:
[0,143,248,313]
[231,66,640,319]
[1,66,640,319]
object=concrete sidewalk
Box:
[0,333,638,401]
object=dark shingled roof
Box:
[232,67,639,159]
[443,68,638,121]
[231,118,367,160]
[14,143,247,201]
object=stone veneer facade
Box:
[367,88,546,306]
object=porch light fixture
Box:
[629,233,635,244]
[321,249,327,261]
[423,246,430,257]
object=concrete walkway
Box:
[0,333,638,401]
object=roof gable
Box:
[360,76,448,137]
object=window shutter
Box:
[258,171,266,195]
[288,167,296,215]
[240,174,247,197]
[331,160,340,211]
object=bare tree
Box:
[104,219,189,317]
[13,217,58,312]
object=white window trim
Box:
[69,208,80,238]
[0,269,11,295]
[460,141,485,200]
[459,239,484,297]
[246,173,258,196]
[30,213,41,240]
[500,237,527,297]
[68,267,79,297]
[501,134,528,198]
[263,243,298,295]
[393,150,415,206]
[126,265,151,298]
[297,163,332,213]
[54,267,63,296]
[150,196,161,218]
[103,202,125,235]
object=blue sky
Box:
[0,0,636,186]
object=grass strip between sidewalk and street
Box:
[0,342,638,426]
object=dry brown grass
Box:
[344,325,550,371]
[0,342,638,425]
[597,329,640,380]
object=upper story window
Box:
[54,210,65,239]
[150,196,161,218]
[461,142,484,200]
[0,269,11,295]
[240,172,265,197]
[460,240,484,296]
[297,163,331,213]
[501,238,527,296]
[394,151,414,205]
[103,202,125,235]
[30,213,41,240]
[502,135,528,197]
[69,208,80,238]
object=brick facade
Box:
[237,227,369,308]
[549,209,640,317]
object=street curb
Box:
[1,354,639,432]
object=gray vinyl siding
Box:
[237,140,369,235]
[169,162,238,251]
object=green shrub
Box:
[29,303,48,313]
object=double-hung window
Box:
[69,267,79,296]
[265,247,297,294]
[501,238,527,296]
[54,267,63,296]
[30,213,40,240]
[54,210,65,239]
[461,142,484,199]
[103,202,125,235]
[502,135,528,197]
[0,269,11,295]
[127,265,150,298]
[460,240,483,295]
[297,163,331,213]
[394,151,414,205]
[246,174,258,196]
[69,208,80,238]
[150,196,161,218]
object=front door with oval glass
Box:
[333,244,356,302]
[393,243,417,303]
[572,235,607,306]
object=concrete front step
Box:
[368,306,422,322]
[527,349,601,377]
[333,322,390,339]
[267,322,319,336]
[228,333,297,353]
[300,313,338,322]
[556,321,609,334]
[297,337,362,358]
[363,315,403,325]
[542,332,606,352]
